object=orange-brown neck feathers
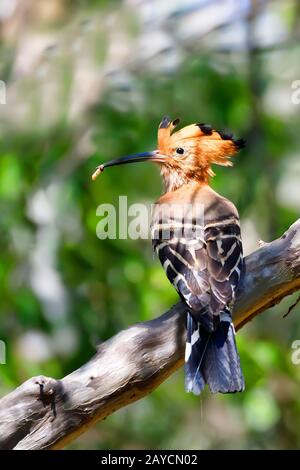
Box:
[157,117,245,192]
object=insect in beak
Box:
[92,150,167,180]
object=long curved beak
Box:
[92,150,166,180]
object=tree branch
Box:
[1,219,300,450]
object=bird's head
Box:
[92,116,245,192]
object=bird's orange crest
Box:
[157,116,245,185]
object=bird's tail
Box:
[185,311,245,395]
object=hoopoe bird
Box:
[92,116,245,395]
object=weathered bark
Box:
[0,219,300,450]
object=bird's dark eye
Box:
[176,147,184,155]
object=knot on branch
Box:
[31,376,63,406]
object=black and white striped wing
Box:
[204,219,244,317]
[152,218,244,329]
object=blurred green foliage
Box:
[0,0,300,450]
